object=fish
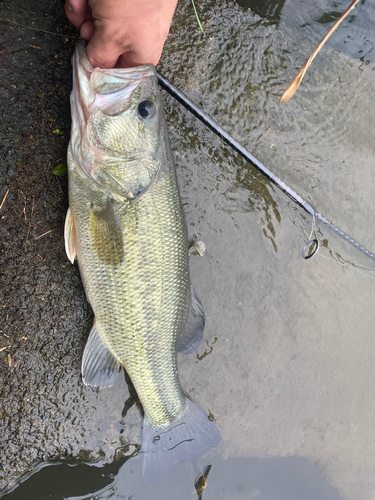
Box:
[64,39,221,483]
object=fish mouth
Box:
[76,38,155,84]
[75,38,156,116]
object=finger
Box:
[80,20,95,41]
[117,47,163,68]
[65,0,90,29]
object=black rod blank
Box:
[157,71,375,263]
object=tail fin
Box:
[141,398,221,484]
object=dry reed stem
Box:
[280,0,361,103]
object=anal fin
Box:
[176,284,205,354]
[82,321,121,388]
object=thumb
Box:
[86,31,125,69]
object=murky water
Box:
[2,0,375,498]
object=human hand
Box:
[65,0,178,68]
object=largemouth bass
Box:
[64,40,221,482]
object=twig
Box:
[34,229,52,240]
[0,188,10,211]
[0,17,78,39]
[0,346,11,352]
[280,0,361,103]
[25,223,32,245]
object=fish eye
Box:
[138,100,155,119]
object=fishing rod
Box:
[157,71,375,263]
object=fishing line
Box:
[315,252,375,281]
[157,71,375,264]
[301,215,319,260]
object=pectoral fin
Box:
[176,284,205,354]
[89,198,125,266]
[64,207,77,264]
[82,321,121,388]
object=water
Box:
[2,456,342,500]
[2,0,375,498]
